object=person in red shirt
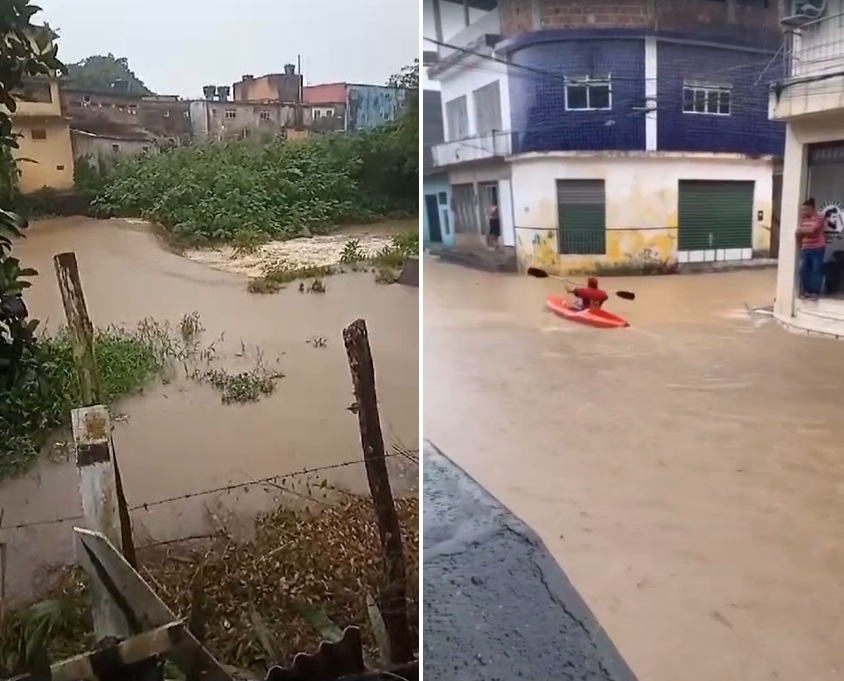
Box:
[797,198,827,300]
[568,276,608,310]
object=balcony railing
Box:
[783,7,844,80]
[432,130,511,167]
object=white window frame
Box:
[682,80,732,116]
[564,75,612,112]
[225,108,237,120]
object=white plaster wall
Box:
[438,54,511,141]
[509,152,774,244]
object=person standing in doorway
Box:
[798,198,827,300]
[486,202,500,249]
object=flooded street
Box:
[0,217,418,596]
[424,258,844,681]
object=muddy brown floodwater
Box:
[0,217,418,598]
[424,258,844,681]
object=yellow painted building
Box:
[509,152,775,276]
[5,77,75,194]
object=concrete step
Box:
[428,246,517,273]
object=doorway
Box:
[425,194,443,243]
[478,182,499,235]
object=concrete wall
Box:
[511,152,774,274]
[423,175,454,247]
[347,85,407,131]
[63,89,192,141]
[233,73,302,103]
[439,51,510,143]
[498,0,781,47]
[304,83,347,104]
[72,132,154,172]
[14,120,74,193]
[189,100,310,140]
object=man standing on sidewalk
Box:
[798,198,827,300]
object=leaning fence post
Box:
[53,252,137,640]
[342,319,414,665]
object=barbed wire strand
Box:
[0,450,416,533]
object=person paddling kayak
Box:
[567,276,608,311]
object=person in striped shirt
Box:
[797,198,827,300]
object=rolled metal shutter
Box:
[556,180,606,255]
[678,180,754,251]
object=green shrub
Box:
[94,128,417,246]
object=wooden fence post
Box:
[342,319,414,665]
[54,252,137,640]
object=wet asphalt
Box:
[422,442,638,681]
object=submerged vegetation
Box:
[246,229,419,293]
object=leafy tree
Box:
[386,60,419,183]
[0,0,63,388]
[66,53,152,95]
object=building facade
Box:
[423,89,454,247]
[769,0,844,337]
[305,83,409,132]
[428,0,786,275]
[7,77,74,194]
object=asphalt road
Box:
[422,442,638,681]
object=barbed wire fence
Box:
[0,251,420,673]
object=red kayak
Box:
[546,295,630,329]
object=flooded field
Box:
[424,258,844,681]
[0,217,418,597]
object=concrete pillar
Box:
[463,0,470,27]
[531,0,542,30]
[432,0,444,43]
[774,124,807,320]
[644,36,658,151]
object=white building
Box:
[427,0,785,275]
[770,0,844,337]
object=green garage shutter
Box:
[678,180,754,251]
[556,180,606,255]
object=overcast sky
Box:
[36,0,419,97]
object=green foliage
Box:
[340,238,365,263]
[72,154,106,195]
[65,53,152,95]
[0,0,64,391]
[0,326,164,477]
[95,129,417,246]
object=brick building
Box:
[427,0,786,274]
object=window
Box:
[183,110,190,117]
[31,128,47,140]
[260,110,271,121]
[473,81,502,134]
[225,109,237,120]
[682,81,732,115]
[438,192,448,205]
[112,144,120,152]
[564,76,612,111]
[445,95,469,140]
[128,104,138,115]
[56,165,64,171]
[211,108,219,117]
[82,94,91,104]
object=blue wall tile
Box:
[508,38,646,154]
[656,42,784,155]
[347,85,407,131]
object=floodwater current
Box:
[424,257,844,681]
[0,217,418,597]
